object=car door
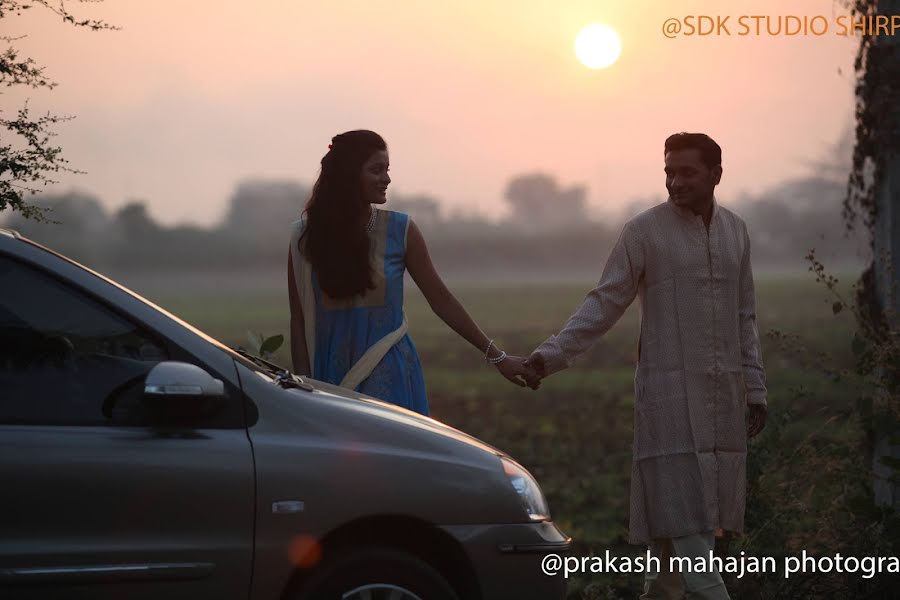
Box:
[0,254,254,600]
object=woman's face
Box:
[360,150,390,205]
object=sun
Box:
[575,24,622,70]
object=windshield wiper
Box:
[231,347,314,392]
[231,346,283,373]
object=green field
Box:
[119,270,870,598]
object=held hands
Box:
[494,354,543,390]
[522,352,546,381]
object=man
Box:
[525,133,767,599]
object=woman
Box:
[288,130,536,415]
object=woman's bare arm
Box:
[405,219,537,388]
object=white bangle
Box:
[487,350,508,364]
[484,339,495,362]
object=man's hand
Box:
[522,352,546,390]
[495,355,542,389]
[748,404,767,438]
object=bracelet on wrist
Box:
[487,350,508,365]
[484,338,495,362]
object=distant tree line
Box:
[2,170,868,275]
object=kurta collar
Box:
[667,196,719,223]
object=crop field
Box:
[114,268,866,598]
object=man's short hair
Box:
[664,132,722,169]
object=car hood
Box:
[241,366,509,463]
[289,376,508,458]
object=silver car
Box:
[0,228,570,600]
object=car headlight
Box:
[501,457,550,521]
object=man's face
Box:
[664,148,721,211]
[360,150,390,205]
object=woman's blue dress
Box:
[309,209,429,415]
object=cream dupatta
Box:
[289,218,408,390]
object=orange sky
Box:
[7,0,860,226]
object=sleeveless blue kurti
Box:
[308,210,428,415]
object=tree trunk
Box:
[872,0,900,508]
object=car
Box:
[0,227,571,600]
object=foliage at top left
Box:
[0,0,116,222]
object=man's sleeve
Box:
[738,222,767,406]
[534,221,644,376]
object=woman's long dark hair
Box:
[300,130,386,299]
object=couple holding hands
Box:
[289,129,766,599]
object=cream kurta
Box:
[535,198,766,545]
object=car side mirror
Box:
[144,361,225,399]
[142,362,226,422]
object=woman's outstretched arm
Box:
[287,250,311,376]
[405,219,538,388]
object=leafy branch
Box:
[0,0,117,221]
[246,331,285,361]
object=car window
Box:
[0,255,169,425]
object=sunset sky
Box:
[8,0,860,226]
